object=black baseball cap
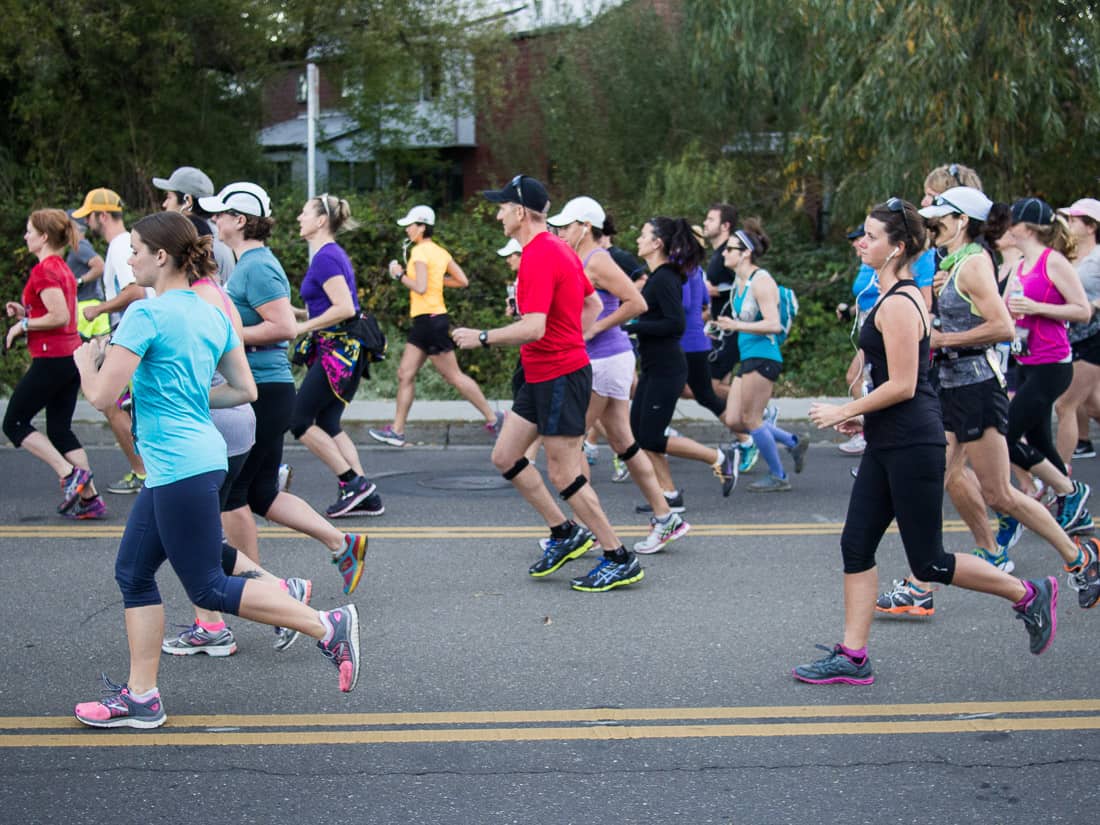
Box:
[482,174,550,212]
[845,223,865,240]
[1010,197,1054,227]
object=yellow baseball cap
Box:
[71,188,123,218]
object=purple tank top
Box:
[1014,248,1071,365]
[584,248,633,359]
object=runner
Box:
[289,193,383,519]
[548,196,690,554]
[200,182,368,593]
[72,212,360,729]
[715,218,808,491]
[453,174,644,592]
[3,208,103,518]
[368,205,501,447]
[795,198,1060,686]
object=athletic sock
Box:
[1013,580,1037,611]
[663,490,678,500]
[196,618,226,633]
[839,644,867,664]
[550,520,573,540]
[768,424,797,449]
[338,469,357,483]
[319,610,336,644]
[1067,546,1088,571]
[750,426,786,478]
[654,512,673,524]
[129,687,159,703]
[605,546,630,564]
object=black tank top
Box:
[859,280,946,449]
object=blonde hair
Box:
[924,163,983,195]
[313,194,359,234]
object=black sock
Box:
[550,520,573,540]
[605,546,630,564]
[338,469,357,483]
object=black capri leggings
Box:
[842,444,956,585]
[630,368,687,454]
[685,350,726,419]
[289,358,360,439]
[1007,362,1073,475]
[2,356,82,454]
[223,381,295,516]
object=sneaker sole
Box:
[74,711,167,729]
[528,539,594,577]
[329,506,386,519]
[105,486,143,495]
[340,535,369,595]
[791,671,875,686]
[635,504,686,514]
[326,483,379,518]
[161,642,238,657]
[633,522,691,555]
[338,604,362,692]
[747,485,792,493]
[368,432,406,447]
[874,604,934,617]
[1034,578,1058,656]
[570,567,645,592]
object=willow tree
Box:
[686,0,1100,226]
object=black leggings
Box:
[842,444,956,585]
[685,350,726,419]
[1007,362,1072,474]
[2,356,82,454]
[630,368,686,453]
[289,358,359,439]
[223,382,295,516]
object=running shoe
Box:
[738,442,760,474]
[1074,440,1097,459]
[713,445,738,497]
[1014,577,1058,655]
[788,437,809,474]
[106,471,144,495]
[529,523,595,577]
[350,492,385,517]
[317,604,361,692]
[994,512,1023,554]
[161,623,238,656]
[972,546,1015,574]
[333,533,368,594]
[368,425,406,447]
[74,674,166,729]
[763,404,779,428]
[58,467,94,513]
[65,495,107,520]
[570,553,645,592]
[1062,506,1094,536]
[875,579,934,616]
[633,513,691,554]
[1066,537,1100,610]
[1056,480,1091,532]
[611,455,630,483]
[748,473,792,492]
[277,463,293,492]
[792,644,874,685]
[636,489,685,514]
[582,440,599,465]
[838,433,866,455]
[325,476,378,518]
[485,410,505,437]
[274,577,314,652]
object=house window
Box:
[328,161,376,193]
[420,58,442,102]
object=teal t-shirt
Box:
[226,246,293,384]
[111,290,239,487]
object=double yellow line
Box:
[3,700,1098,748]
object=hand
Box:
[295,322,310,338]
[716,316,737,332]
[5,323,23,350]
[835,303,849,321]
[388,260,403,279]
[835,418,864,436]
[1007,295,1036,317]
[73,340,98,372]
[809,402,857,430]
[931,270,949,295]
[5,302,24,319]
[82,304,100,322]
[451,327,481,350]
[929,329,946,349]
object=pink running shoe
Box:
[318,605,361,692]
[74,674,166,729]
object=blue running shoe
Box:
[973,546,1015,574]
[995,512,1023,553]
[1057,481,1091,532]
[570,554,644,592]
[530,523,595,576]
[738,442,760,474]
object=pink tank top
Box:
[1013,248,1070,365]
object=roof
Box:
[258,112,361,149]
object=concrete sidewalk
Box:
[1,396,848,448]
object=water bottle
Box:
[506,283,517,315]
[1009,287,1029,356]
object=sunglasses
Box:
[929,194,964,215]
[886,197,913,238]
[317,192,332,221]
[510,175,525,208]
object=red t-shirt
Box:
[516,232,594,383]
[23,255,81,358]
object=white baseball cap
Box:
[1059,198,1100,223]
[198,182,271,217]
[396,205,436,226]
[917,186,992,221]
[496,238,522,257]
[547,196,606,229]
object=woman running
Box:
[796,198,1058,686]
[289,193,382,518]
[369,205,501,446]
[716,218,807,491]
[4,208,103,518]
[200,183,368,593]
[73,212,360,729]
[628,217,736,512]
[549,197,689,554]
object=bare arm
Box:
[74,340,140,411]
[584,254,646,340]
[930,255,1014,349]
[80,255,105,287]
[716,274,782,336]
[452,312,548,349]
[85,283,145,321]
[242,297,297,346]
[30,287,70,330]
[296,276,357,335]
[1007,251,1091,323]
[210,344,258,407]
[443,259,468,289]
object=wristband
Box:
[21,318,28,332]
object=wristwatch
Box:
[21,318,29,332]
[478,330,490,348]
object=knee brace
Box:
[617,442,641,462]
[558,475,588,501]
[502,457,530,481]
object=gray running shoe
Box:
[274,577,314,651]
[714,445,738,497]
[748,473,792,492]
[1067,538,1100,610]
[788,437,809,474]
[792,644,874,685]
[368,425,406,447]
[1015,577,1058,655]
[161,623,237,656]
[106,471,144,495]
[74,674,166,729]
[875,578,934,616]
[318,604,361,693]
[611,456,630,483]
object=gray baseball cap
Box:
[152,166,215,197]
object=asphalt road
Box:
[0,431,1097,825]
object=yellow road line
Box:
[4,715,1099,748]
